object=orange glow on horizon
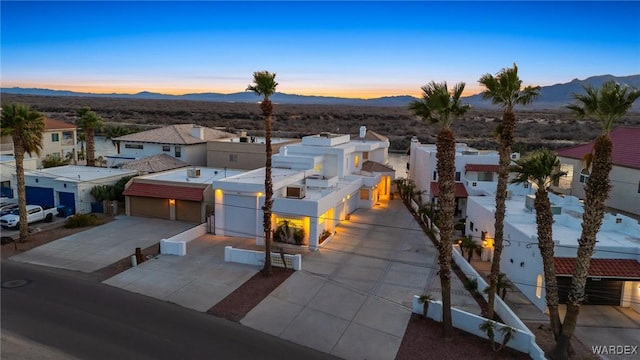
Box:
[2,82,485,99]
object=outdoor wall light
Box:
[520,261,525,267]
[169,199,176,205]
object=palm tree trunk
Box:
[261,99,274,275]
[12,136,29,244]
[86,129,96,167]
[436,128,455,340]
[551,135,612,359]
[487,110,516,319]
[533,188,562,340]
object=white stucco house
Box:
[466,184,640,313]
[407,137,514,216]
[212,126,395,250]
[553,126,640,216]
[107,124,236,168]
[21,165,138,215]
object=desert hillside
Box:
[3,94,640,152]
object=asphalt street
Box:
[1,260,341,360]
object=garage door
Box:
[26,186,54,208]
[129,197,169,219]
[58,192,76,215]
[224,194,257,237]
[176,200,202,223]
[557,277,623,305]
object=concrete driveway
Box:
[241,199,480,360]
[10,216,195,273]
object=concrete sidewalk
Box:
[241,199,481,360]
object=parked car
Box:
[0,205,57,229]
[0,202,19,216]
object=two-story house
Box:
[41,118,78,167]
[553,126,640,216]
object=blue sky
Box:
[1,1,639,98]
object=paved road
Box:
[1,260,341,360]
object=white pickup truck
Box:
[0,205,57,229]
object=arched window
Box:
[536,274,543,299]
[579,168,590,184]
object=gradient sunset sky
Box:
[1,1,639,98]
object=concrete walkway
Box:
[10,216,195,273]
[241,199,480,360]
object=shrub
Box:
[64,213,104,228]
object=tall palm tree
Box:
[1,103,45,244]
[551,81,640,359]
[76,107,104,167]
[247,71,278,275]
[408,81,470,340]
[510,148,566,340]
[478,64,539,319]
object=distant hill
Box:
[2,74,639,109]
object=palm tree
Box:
[105,125,134,154]
[551,81,640,359]
[75,107,104,167]
[77,133,86,161]
[1,103,45,244]
[478,64,540,319]
[408,81,470,340]
[510,148,566,340]
[247,71,278,276]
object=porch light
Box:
[257,192,264,197]
[482,240,487,248]
[169,199,176,205]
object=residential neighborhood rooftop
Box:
[44,118,76,130]
[556,126,640,169]
[114,124,236,144]
[24,165,137,182]
[119,154,190,173]
[142,166,245,184]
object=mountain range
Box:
[2,74,639,110]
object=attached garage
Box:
[176,200,201,223]
[26,186,55,208]
[555,257,640,306]
[557,277,623,306]
[124,181,209,224]
[58,192,76,214]
[222,194,258,237]
[129,197,170,219]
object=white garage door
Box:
[224,194,258,238]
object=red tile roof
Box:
[555,257,640,279]
[465,164,500,172]
[430,182,468,198]
[556,127,640,170]
[123,183,204,201]
[45,118,76,130]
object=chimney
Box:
[190,125,205,140]
[359,126,366,138]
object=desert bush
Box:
[64,213,104,228]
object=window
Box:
[363,152,369,160]
[125,144,143,149]
[536,274,543,298]
[175,146,181,157]
[229,154,238,162]
[523,183,529,188]
[579,168,590,183]
[469,221,474,231]
[455,172,461,181]
[61,131,74,145]
[432,171,437,181]
[354,155,360,168]
[51,133,59,142]
[162,145,170,152]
